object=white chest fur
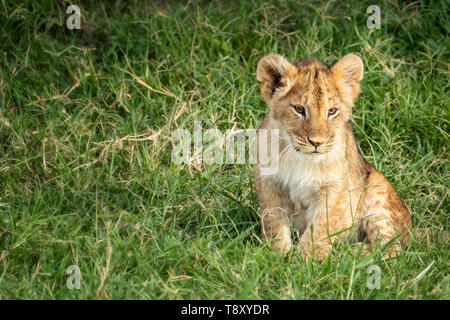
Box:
[261,142,346,228]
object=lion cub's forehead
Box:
[294,58,332,83]
[289,58,338,104]
[295,57,329,71]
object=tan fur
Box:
[254,53,412,259]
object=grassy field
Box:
[0,0,448,299]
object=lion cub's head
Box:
[256,54,363,155]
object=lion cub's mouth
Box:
[292,144,327,155]
[285,132,332,155]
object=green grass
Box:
[0,0,449,299]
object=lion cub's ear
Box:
[331,54,364,106]
[256,54,297,105]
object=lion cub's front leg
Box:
[297,189,355,260]
[254,171,293,254]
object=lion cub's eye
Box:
[292,105,305,117]
[327,108,338,118]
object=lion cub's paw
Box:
[270,239,292,256]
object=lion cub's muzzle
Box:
[291,135,334,155]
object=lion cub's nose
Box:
[308,136,325,147]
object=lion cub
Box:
[254,53,412,259]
